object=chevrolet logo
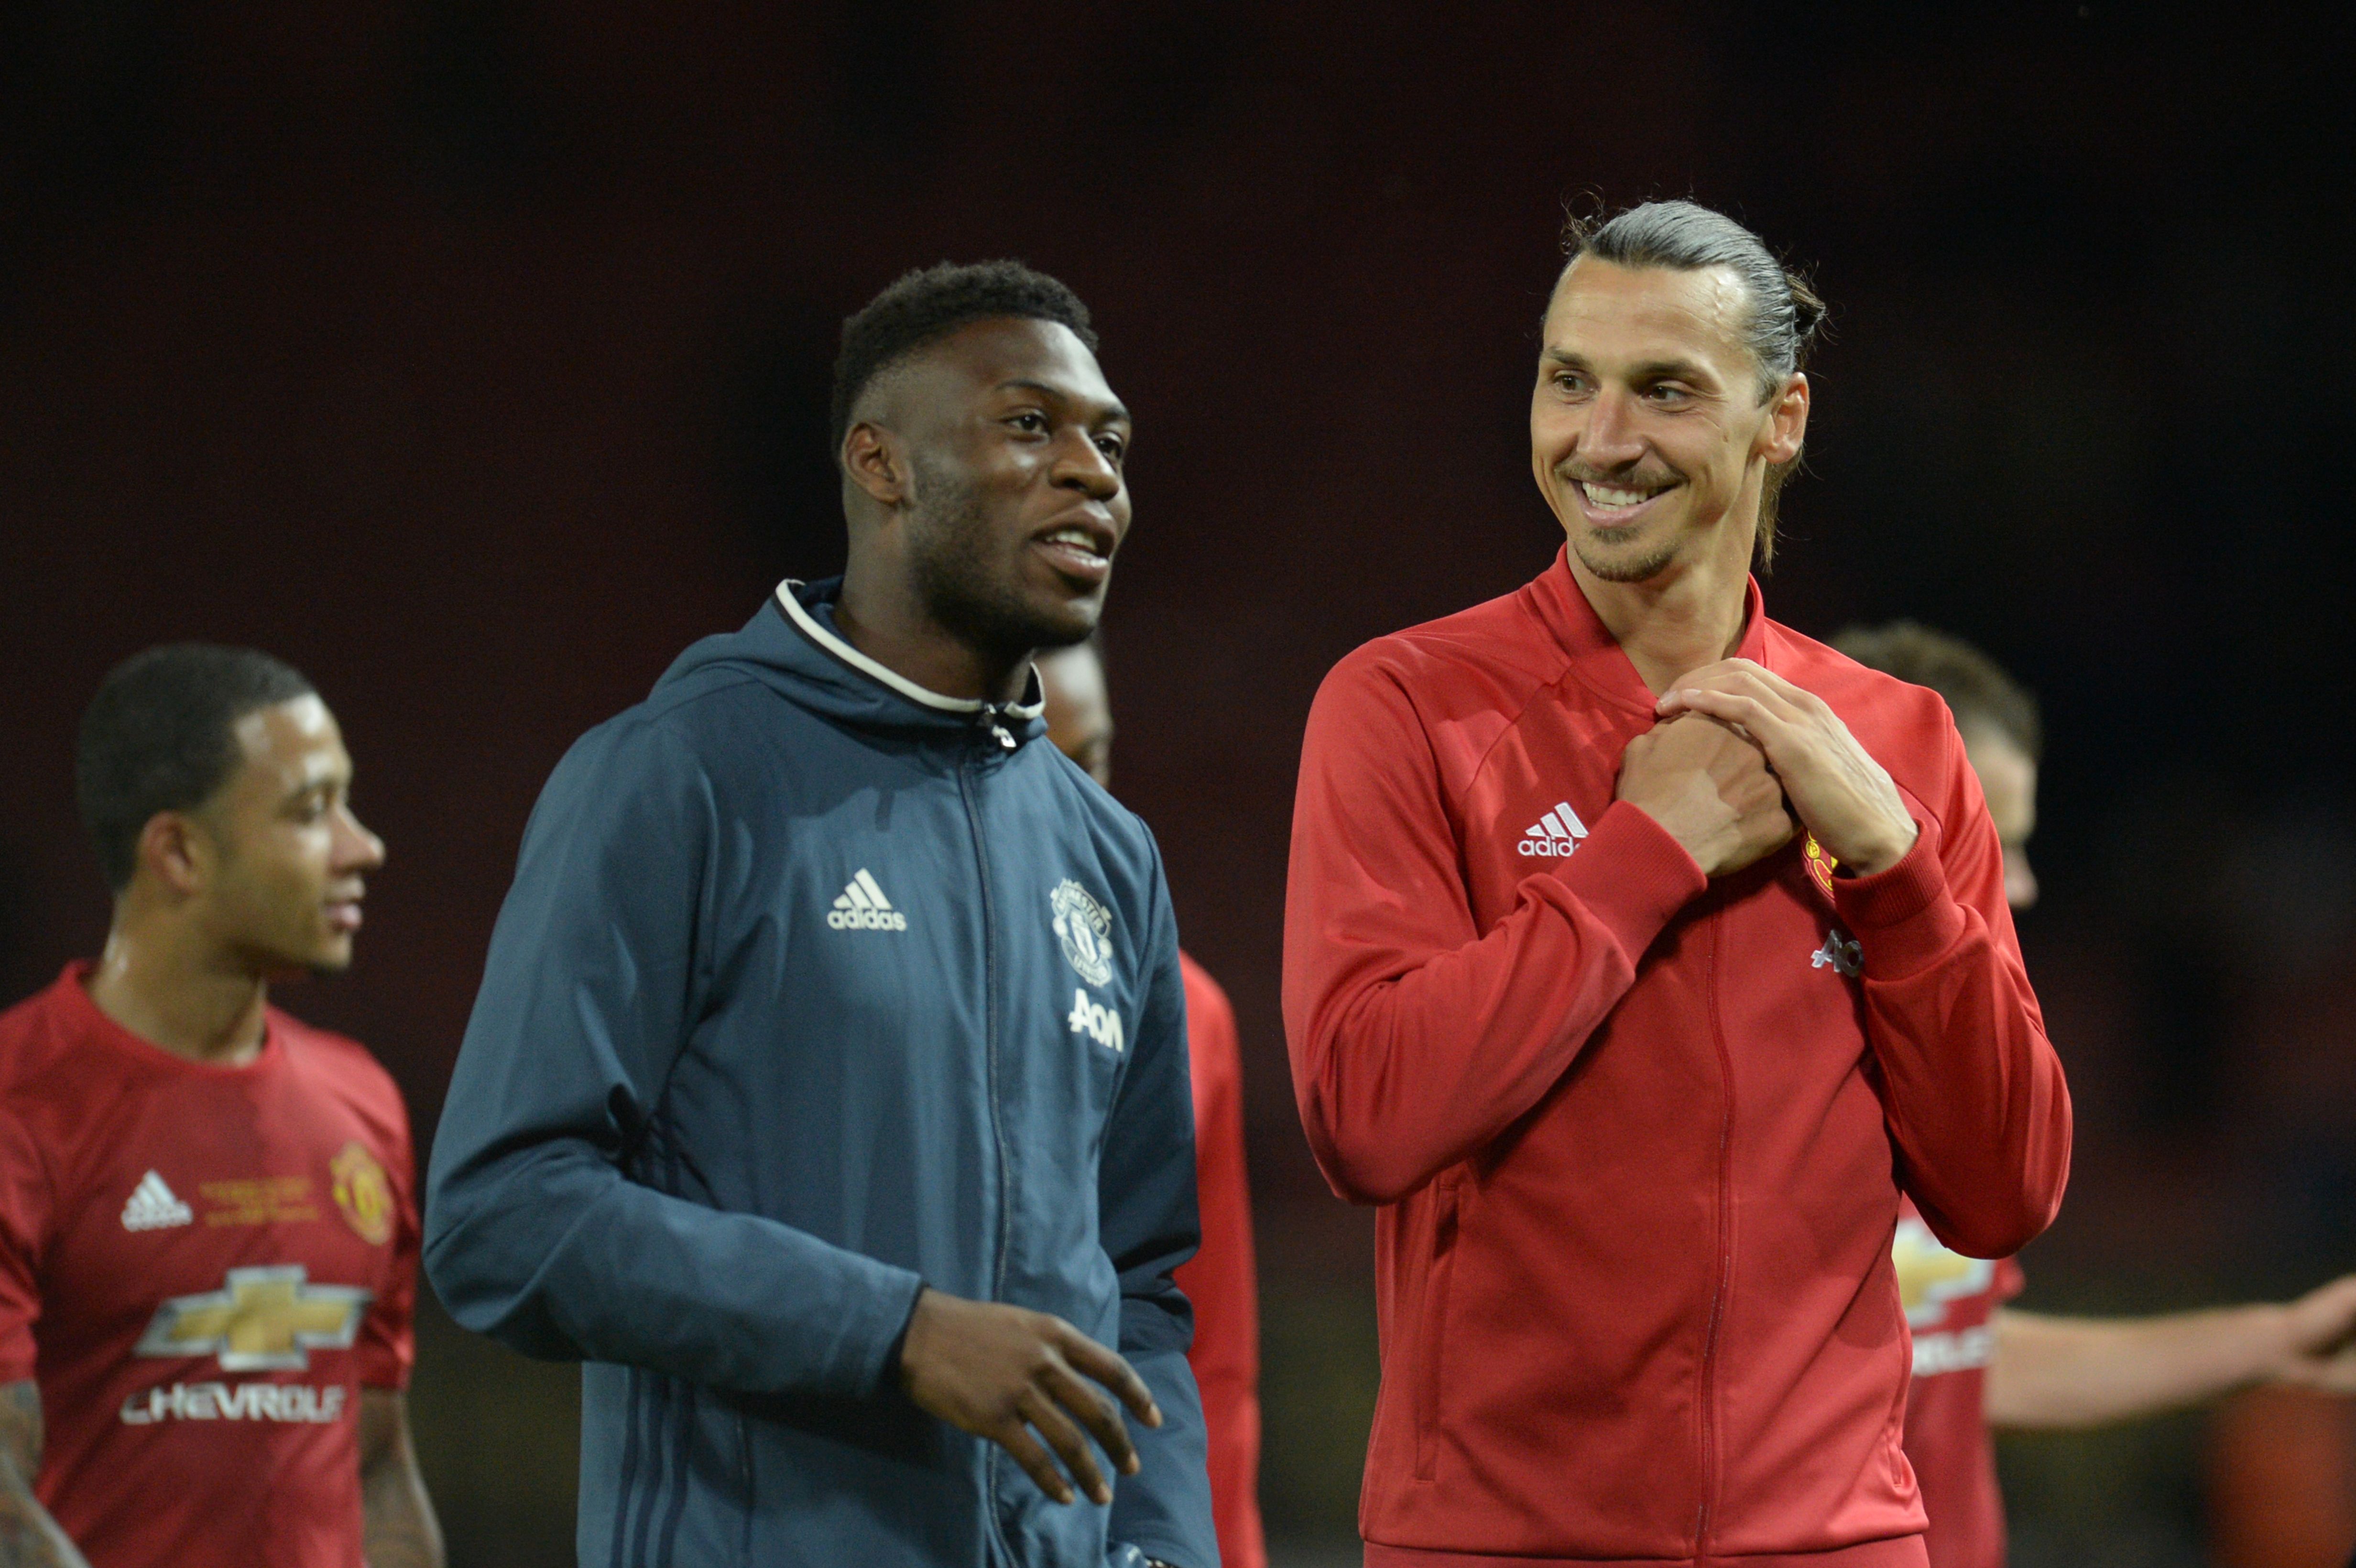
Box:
[135,1266,371,1372]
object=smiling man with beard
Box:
[1283,203,2072,1567]
[427,263,1215,1568]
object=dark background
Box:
[5,4,2354,1564]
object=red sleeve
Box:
[1832,718,2072,1260]
[1172,957,1267,1568]
[1282,656,1706,1205]
[0,1114,51,1385]
[354,1114,419,1391]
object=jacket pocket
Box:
[1413,1172,1464,1481]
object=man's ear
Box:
[1758,372,1810,466]
[842,422,912,509]
[137,811,210,898]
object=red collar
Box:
[1524,545,1771,716]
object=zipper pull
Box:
[978,707,1018,751]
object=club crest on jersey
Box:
[135,1265,371,1372]
[1050,879,1114,988]
[331,1142,395,1246]
[1803,834,1840,900]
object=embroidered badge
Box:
[1050,880,1115,989]
[1803,834,1840,900]
[330,1143,395,1246]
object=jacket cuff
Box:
[1831,813,1964,980]
[845,1266,930,1400]
[1548,799,1708,958]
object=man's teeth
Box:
[1042,528,1103,555]
[1581,482,1658,509]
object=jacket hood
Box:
[653,577,1049,747]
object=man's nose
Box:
[336,807,387,872]
[1581,388,1645,465]
[1052,431,1122,501]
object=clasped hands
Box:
[1616,659,1918,881]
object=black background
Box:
[5,4,2354,1562]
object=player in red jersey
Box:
[1038,640,1268,1568]
[0,645,440,1568]
[1284,202,2071,1566]
[1834,621,2356,1568]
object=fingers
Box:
[1044,1358,1141,1477]
[1060,1328,1162,1428]
[1660,687,1788,748]
[998,1416,1082,1505]
[1657,660,1819,726]
[1019,1384,1112,1505]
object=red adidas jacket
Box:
[1282,553,2071,1567]
[1174,954,1267,1568]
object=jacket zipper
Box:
[1695,903,1734,1551]
[958,725,1014,1541]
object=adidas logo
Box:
[827,869,907,932]
[122,1170,194,1232]
[1517,801,1590,858]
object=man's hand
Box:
[1656,660,1919,877]
[2269,1274,2356,1394]
[899,1287,1161,1506]
[1615,712,1794,877]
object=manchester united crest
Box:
[1802,834,1840,901]
[329,1142,394,1246]
[1049,880,1114,989]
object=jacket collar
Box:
[773,580,1048,722]
[1527,545,1771,717]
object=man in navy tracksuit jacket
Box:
[425,264,1215,1568]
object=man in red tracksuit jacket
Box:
[1283,200,2072,1567]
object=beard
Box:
[905,455,1096,663]
[1571,528,1681,584]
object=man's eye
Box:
[1646,384,1690,403]
[1010,412,1048,433]
[1094,436,1125,460]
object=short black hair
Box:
[829,261,1099,453]
[1831,621,2042,761]
[76,644,317,893]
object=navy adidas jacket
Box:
[425,579,1216,1568]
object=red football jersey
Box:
[0,965,418,1568]
[1172,953,1266,1568]
[1895,1195,2025,1568]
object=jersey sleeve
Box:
[1283,653,1707,1204]
[0,1112,52,1385]
[355,1111,419,1391]
[1833,715,2073,1260]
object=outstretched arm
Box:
[1986,1275,2356,1429]
[359,1390,443,1568]
[0,1383,88,1568]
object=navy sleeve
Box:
[423,713,925,1400]
[1101,849,1219,1568]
